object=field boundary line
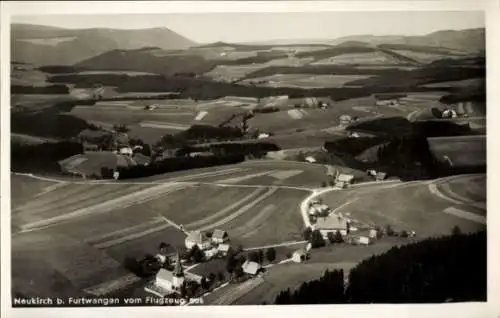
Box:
[93,223,173,249]
[244,240,308,251]
[185,187,265,230]
[195,187,280,232]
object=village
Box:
[136,170,417,304]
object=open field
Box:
[310,51,402,66]
[247,107,369,134]
[240,74,375,89]
[207,261,356,305]
[392,50,465,63]
[221,188,307,247]
[12,231,139,297]
[319,177,486,237]
[427,135,486,168]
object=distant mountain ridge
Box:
[11,24,197,65]
[241,28,485,54]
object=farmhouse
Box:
[373,93,405,106]
[241,260,262,276]
[185,231,212,250]
[217,244,231,256]
[339,115,353,125]
[314,214,350,239]
[375,172,387,181]
[291,248,309,263]
[119,147,133,156]
[335,173,354,188]
[305,156,317,163]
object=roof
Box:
[156,268,174,283]
[218,244,230,252]
[337,174,354,182]
[315,214,349,230]
[242,260,261,275]
[212,229,227,240]
[427,135,486,168]
[186,231,208,244]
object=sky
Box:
[12,11,485,44]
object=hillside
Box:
[329,28,485,54]
[11,24,197,65]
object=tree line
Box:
[275,230,486,304]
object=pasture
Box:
[392,50,465,63]
[427,135,486,168]
[241,74,375,89]
[319,179,486,237]
[310,51,401,66]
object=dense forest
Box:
[275,230,486,304]
[11,84,70,94]
[11,141,83,173]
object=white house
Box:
[242,260,262,276]
[258,133,270,139]
[217,244,231,256]
[291,248,309,263]
[185,231,212,250]
[305,156,317,163]
[357,236,372,245]
[337,174,354,184]
[119,147,133,156]
[376,172,387,181]
[314,214,350,239]
[369,229,378,239]
[211,229,229,244]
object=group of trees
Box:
[11,112,92,139]
[247,247,277,264]
[275,230,486,304]
[11,141,83,173]
[11,84,70,94]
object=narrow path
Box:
[244,240,308,251]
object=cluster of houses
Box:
[184,229,231,260]
[366,169,388,182]
[145,229,231,297]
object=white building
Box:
[185,231,212,250]
[291,248,309,263]
[217,244,231,256]
[119,147,133,156]
[242,260,262,276]
[314,214,350,239]
[258,133,270,139]
[305,156,317,163]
